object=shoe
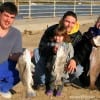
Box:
[71,78,83,89]
[56,91,61,96]
[46,90,53,96]
[34,84,45,90]
[64,82,71,87]
[0,91,12,99]
[9,89,16,94]
[39,84,45,90]
[63,79,71,86]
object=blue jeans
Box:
[33,48,46,85]
[0,60,20,92]
[33,48,83,85]
[63,65,83,83]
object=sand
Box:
[0,16,100,100]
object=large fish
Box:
[16,48,36,97]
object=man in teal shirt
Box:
[0,2,22,99]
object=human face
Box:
[53,35,64,53]
[54,35,64,43]
[63,16,77,33]
[0,11,16,30]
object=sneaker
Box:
[39,84,45,90]
[56,91,61,96]
[0,91,12,99]
[71,78,83,89]
[9,89,16,94]
[64,82,71,87]
[63,79,71,86]
[34,84,45,90]
[46,90,53,96]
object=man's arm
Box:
[9,53,22,61]
[9,29,22,61]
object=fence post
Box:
[29,0,31,18]
[90,0,93,16]
[15,0,19,13]
[74,0,76,13]
[53,0,56,17]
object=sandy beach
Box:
[0,15,100,100]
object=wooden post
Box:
[29,0,32,18]
[74,0,76,13]
[15,0,19,13]
[53,0,56,17]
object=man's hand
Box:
[9,53,21,61]
[65,59,77,74]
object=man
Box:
[33,11,83,89]
[68,16,100,87]
[0,2,22,99]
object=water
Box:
[16,4,100,19]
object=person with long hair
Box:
[45,26,74,96]
[33,11,83,89]
[69,16,100,87]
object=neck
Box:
[0,27,9,38]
